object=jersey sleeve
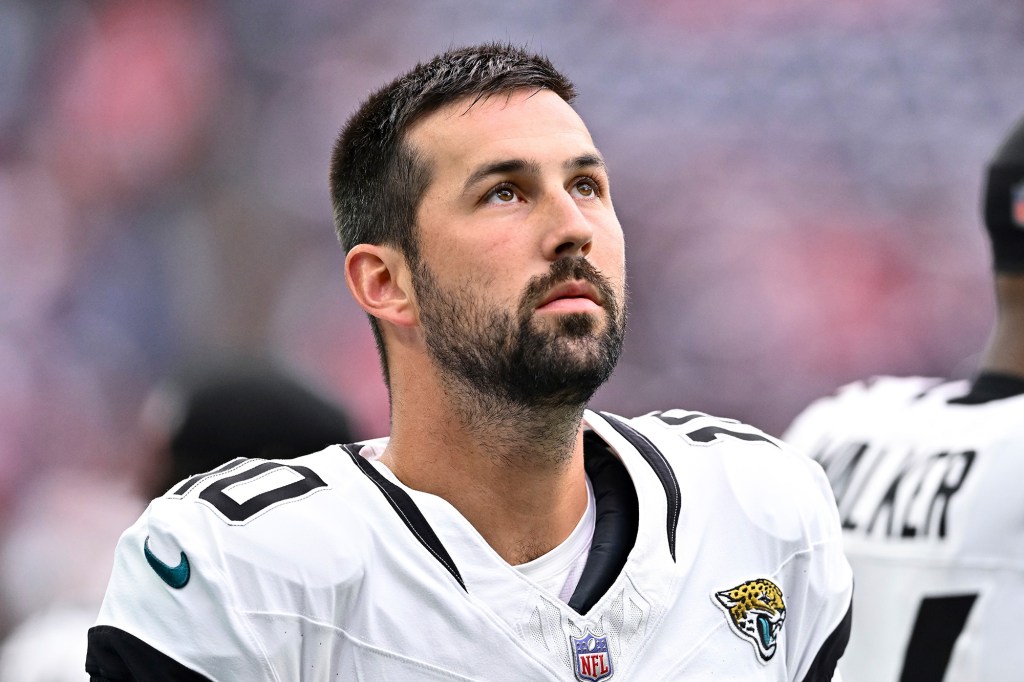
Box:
[783,454,853,682]
[86,499,274,680]
[631,409,854,680]
[86,626,215,681]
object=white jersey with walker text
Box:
[88,408,852,681]
[783,374,1024,682]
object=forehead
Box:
[406,89,597,176]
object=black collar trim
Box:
[568,431,640,615]
[344,434,645,614]
[342,444,467,591]
[599,412,680,562]
[948,371,1024,405]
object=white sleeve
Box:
[89,501,274,680]
[784,455,854,682]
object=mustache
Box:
[519,257,618,313]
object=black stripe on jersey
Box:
[342,444,467,591]
[599,412,680,562]
[799,599,852,682]
[87,625,213,681]
[569,432,640,615]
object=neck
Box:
[383,374,590,565]
[981,275,1024,378]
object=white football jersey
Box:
[88,409,852,681]
[783,374,1024,682]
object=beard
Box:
[413,256,626,411]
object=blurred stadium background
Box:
[3,0,1024,646]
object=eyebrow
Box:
[566,153,606,174]
[461,153,607,194]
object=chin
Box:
[539,311,601,338]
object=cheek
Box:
[471,237,535,285]
[594,216,625,261]
[594,239,627,287]
[421,246,520,306]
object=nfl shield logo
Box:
[1012,181,1024,229]
[571,631,613,681]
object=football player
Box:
[87,43,852,680]
[783,115,1024,681]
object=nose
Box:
[541,191,594,260]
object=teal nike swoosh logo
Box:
[144,536,190,589]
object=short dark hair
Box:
[329,43,577,386]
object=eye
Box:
[572,177,600,198]
[484,183,520,205]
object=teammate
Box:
[138,356,357,499]
[783,115,1024,681]
[86,43,852,680]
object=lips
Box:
[536,280,603,310]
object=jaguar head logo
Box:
[714,578,786,663]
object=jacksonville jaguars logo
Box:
[713,578,786,663]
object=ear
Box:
[345,244,417,328]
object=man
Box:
[87,43,852,680]
[783,115,1024,681]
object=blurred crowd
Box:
[3,0,1024,669]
